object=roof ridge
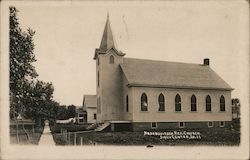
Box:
[123,57,203,66]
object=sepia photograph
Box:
[0,0,249,159]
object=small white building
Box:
[75,107,86,124]
[82,95,97,124]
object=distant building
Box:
[75,107,86,124]
[82,95,97,124]
[86,14,233,131]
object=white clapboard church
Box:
[83,14,233,131]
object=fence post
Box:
[74,133,76,145]
[16,121,19,144]
[62,129,64,140]
[65,129,67,141]
[68,132,70,145]
[80,137,83,145]
[62,129,64,141]
[32,124,35,136]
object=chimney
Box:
[204,58,209,66]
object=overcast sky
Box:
[12,1,248,106]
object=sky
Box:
[10,1,249,106]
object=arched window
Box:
[109,55,114,64]
[126,95,129,112]
[206,95,211,111]
[175,94,181,112]
[191,95,197,111]
[141,93,148,111]
[158,93,165,111]
[220,95,225,111]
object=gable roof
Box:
[94,47,125,59]
[83,95,97,108]
[120,58,233,90]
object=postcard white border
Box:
[1,1,249,159]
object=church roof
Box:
[83,95,97,108]
[120,58,233,90]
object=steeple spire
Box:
[94,13,125,59]
[99,13,116,51]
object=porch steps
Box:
[86,123,98,130]
[94,121,110,132]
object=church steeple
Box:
[99,12,117,51]
[94,13,125,60]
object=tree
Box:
[232,98,240,119]
[23,80,55,120]
[67,105,76,118]
[9,6,38,119]
[9,7,60,125]
[54,105,68,120]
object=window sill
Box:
[219,111,226,113]
[157,111,165,113]
[205,111,212,113]
[190,111,197,113]
[175,111,182,113]
[140,111,148,113]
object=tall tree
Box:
[9,6,38,119]
[9,7,60,123]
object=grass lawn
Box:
[10,125,44,145]
[52,128,240,146]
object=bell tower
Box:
[94,13,125,123]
